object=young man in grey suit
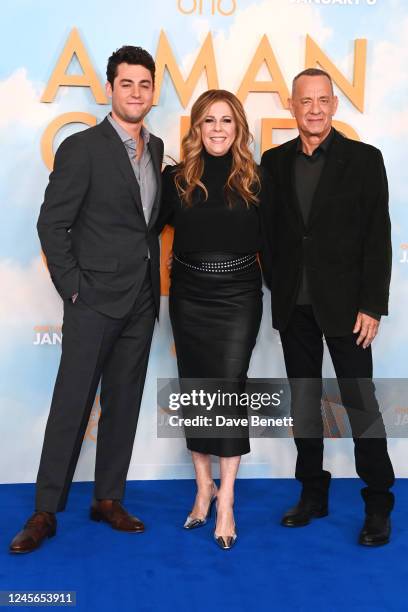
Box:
[10,46,164,553]
[261,68,394,546]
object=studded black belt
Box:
[173,253,257,273]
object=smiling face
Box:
[200,100,237,156]
[289,74,338,142]
[106,62,154,125]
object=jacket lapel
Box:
[280,139,306,232]
[307,130,349,229]
[147,137,162,229]
[100,117,145,220]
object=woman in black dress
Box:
[160,90,270,549]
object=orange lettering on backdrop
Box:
[237,35,290,108]
[41,28,107,104]
[153,31,219,108]
[41,112,97,170]
[160,226,175,297]
[159,115,192,294]
[39,30,368,294]
[261,118,360,154]
[332,120,360,142]
[40,250,49,273]
[177,0,237,16]
[305,35,367,113]
[179,115,190,158]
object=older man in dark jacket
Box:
[261,68,394,546]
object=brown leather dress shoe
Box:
[90,500,144,532]
[9,511,56,554]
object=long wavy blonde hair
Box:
[175,89,260,207]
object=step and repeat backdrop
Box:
[1,0,407,482]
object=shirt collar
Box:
[107,113,150,146]
[296,128,334,158]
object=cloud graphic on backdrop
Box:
[0,256,62,352]
[336,16,408,142]
[0,68,58,129]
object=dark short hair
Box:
[106,46,155,88]
[292,68,333,96]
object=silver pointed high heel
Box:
[184,485,217,530]
[214,533,238,550]
[214,504,237,549]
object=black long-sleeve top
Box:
[158,150,269,254]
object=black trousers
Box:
[35,269,155,513]
[280,305,395,515]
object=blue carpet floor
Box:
[0,479,406,611]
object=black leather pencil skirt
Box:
[169,252,263,457]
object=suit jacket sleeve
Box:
[259,151,278,290]
[258,162,275,290]
[156,164,177,234]
[37,135,90,300]
[359,148,392,315]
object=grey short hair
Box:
[292,68,334,96]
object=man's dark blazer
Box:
[260,129,392,337]
[37,116,164,319]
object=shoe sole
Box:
[9,530,56,554]
[359,537,390,547]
